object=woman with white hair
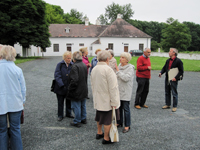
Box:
[91,50,120,144]
[0,45,26,150]
[115,52,134,133]
[67,51,88,128]
[53,51,74,121]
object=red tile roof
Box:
[49,18,151,38]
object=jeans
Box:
[117,101,131,127]
[0,111,23,150]
[56,94,72,118]
[165,80,178,107]
[135,77,150,106]
[71,99,87,124]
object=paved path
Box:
[18,56,200,150]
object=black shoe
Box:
[57,117,63,121]
[81,119,87,124]
[70,122,81,128]
[123,127,130,133]
[96,133,104,139]
[102,139,113,144]
[66,115,74,118]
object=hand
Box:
[172,78,176,81]
[148,66,151,70]
[112,106,116,109]
[158,73,161,77]
[115,64,119,71]
[88,63,91,67]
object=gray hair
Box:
[108,50,114,57]
[72,51,82,61]
[144,48,150,52]
[120,52,132,62]
[170,48,178,56]
[97,50,111,62]
[0,45,16,61]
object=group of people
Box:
[0,45,26,150]
[53,47,184,144]
[0,44,184,149]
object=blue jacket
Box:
[54,60,73,95]
[90,56,98,73]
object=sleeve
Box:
[137,57,148,71]
[160,60,168,75]
[175,59,184,80]
[54,63,64,88]
[19,70,26,103]
[68,66,79,91]
[107,69,120,108]
[116,65,133,82]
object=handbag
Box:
[109,107,119,142]
[51,79,56,92]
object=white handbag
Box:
[109,107,119,142]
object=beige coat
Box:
[91,62,120,111]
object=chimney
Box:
[96,18,101,25]
[117,14,122,19]
[85,17,89,26]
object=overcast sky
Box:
[43,0,200,24]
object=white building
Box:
[15,15,151,57]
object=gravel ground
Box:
[17,56,200,150]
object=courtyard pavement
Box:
[18,56,200,150]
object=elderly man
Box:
[134,48,151,109]
[159,48,184,112]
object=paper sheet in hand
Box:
[168,68,178,82]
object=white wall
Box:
[14,37,151,57]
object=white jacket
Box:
[91,62,120,111]
[116,63,134,101]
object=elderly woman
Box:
[67,51,88,128]
[0,45,26,150]
[90,48,101,73]
[79,47,91,73]
[91,50,120,144]
[108,50,117,73]
[115,52,134,133]
[54,51,74,121]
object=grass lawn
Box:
[89,56,200,72]
[15,57,41,64]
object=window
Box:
[108,43,113,50]
[139,44,144,51]
[66,43,72,52]
[79,43,84,46]
[53,44,59,52]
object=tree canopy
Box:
[99,2,134,24]
[0,0,50,49]
[161,18,191,51]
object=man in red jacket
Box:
[134,48,151,109]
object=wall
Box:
[151,52,200,60]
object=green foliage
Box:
[99,2,134,24]
[15,56,41,64]
[0,0,50,49]
[63,9,85,24]
[45,3,65,24]
[151,40,161,51]
[183,21,200,51]
[161,18,191,51]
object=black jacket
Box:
[160,57,184,81]
[53,60,73,95]
[67,60,88,101]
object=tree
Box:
[99,2,134,24]
[63,9,85,24]
[45,3,65,24]
[161,18,191,51]
[183,21,200,51]
[0,0,50,50]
